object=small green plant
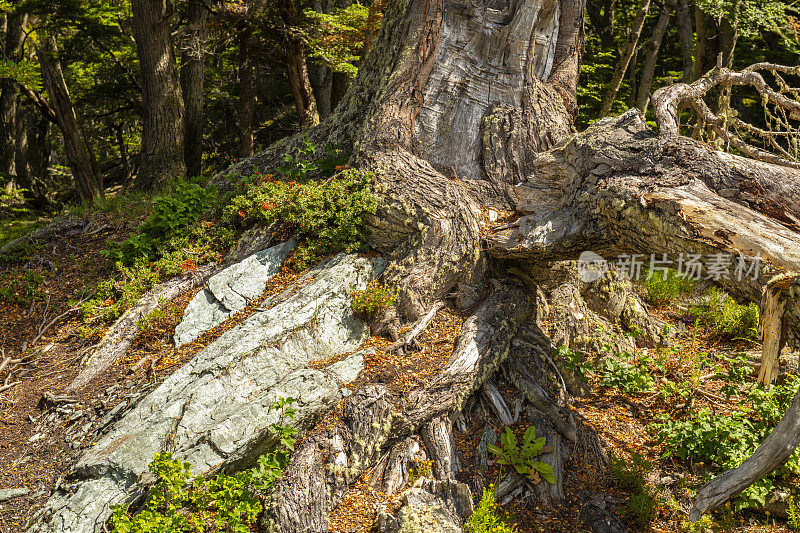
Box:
[488,426,555,484]
[464,487,516,533]
[600,351,655,393]
[105,179,219,265]
[277,137,320,180]
[641,267,697,306]
[627,486,660,526]
[351,281,397,317]
[609,453,650,491]
[110,398,297,533]
[609,453,660,526]
[691,288,759,341]
[557,345,593,383]
[0,268,45,306]
[789,494,800,531]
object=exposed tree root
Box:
[67,262,219,391]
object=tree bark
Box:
[675,0,694,82]
[599,0,651,117]
[215,1,800,528]
[0,12,26,179]
[180,0,208,177]
[131,0,186,189]
[635,0,675,112]
[237,26,255,158]
[37,36,103,201]
[280,0,320,129]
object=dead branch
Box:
[388,301,444,354]
[653,60,800,170]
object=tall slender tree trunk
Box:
[237,26,254,158]
[180,0,208,177]
[131,0,186,189]
[280,0,320,129]
[720,0,741,69]
[599,0,651,116]
[37,36,103,201]
[693,7,718,81]
[0,12,26,179]
[635,0,675,112]
[675,0,694,82]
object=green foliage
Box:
[556,345,593,384]
[641,267,697,307]
[303,2,380,77]
[0,269,45,306]
[694,0,793,41]
[789,494,800,532]
[609,453,651,491]
[104,179,219,265]
[488,426,555,484]
[654,375,800,510]
[223,166,376,271]
[351,280,396,317]
[463,487,516,533]
[691,288,760,341]
[600,351,655,394]
[110,398,297,533]
[627,488,660,526]
[609,453,660,526]
[0,58,43,91]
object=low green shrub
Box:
[642,267,697,306]
[464,487,516,533]
[609,453,650,491]
[110,398,297,533]
[557,345,593,384]
[789,494,800,532]
[351,281,396,317]
[600,351,655,394]
[223,168,376,271]
[609,453,661,526]
[105,179,219,265]
[488,426,556,484]
[691,288,759,341]
[627,486,661,526]
[653,375,800,510]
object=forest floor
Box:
[0,216,797,533]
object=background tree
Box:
[131,0,186,189]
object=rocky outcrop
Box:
[173,238,297,346]
[28,253,385,533]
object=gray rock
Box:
[376,478,473,533]
[30,254,386,533]
[173,238,297,347]
[0,488,29,502]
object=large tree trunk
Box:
[180,0,208,177]
[215,0,800,528]
[280,0,320,129]
[131,0,186,189]
[0,12,27,179]
[37,36,103,201]
[675,0,694,83]
[237,26,255,158]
